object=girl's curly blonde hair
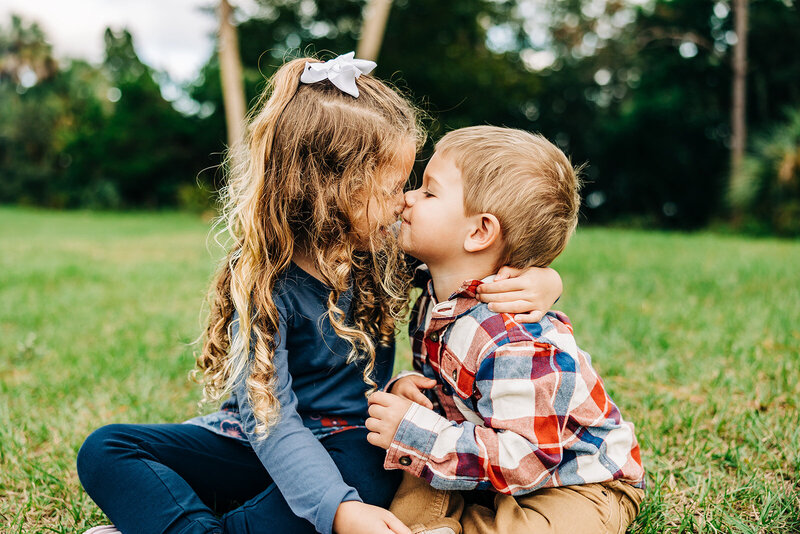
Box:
[194,57,424,437]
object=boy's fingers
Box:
[410,391,434,409]
[365,417,378,431]
[368,403,388,419]
[514,311,546,323]
[366,432,381,447]
[410,375,437,388]
[368,391,393,406]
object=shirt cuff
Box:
[383,371,427,393]
[318,484,362,534]
[384,402,449,476]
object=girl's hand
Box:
[388,375,436,409]
[476,266,563,323]
[333,501,411,534]
[366,391,413,450]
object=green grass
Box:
[1,207,799,533]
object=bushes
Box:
[0,22,221,209]
[730,109,800,236]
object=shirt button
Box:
[399,456,412,466]
[429,332,439,343]
[452,370,458,381]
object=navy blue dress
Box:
[78,262,398,534]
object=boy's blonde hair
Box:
[196,57,423,437]
[436,126,581,268]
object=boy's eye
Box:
[423,190,434,198]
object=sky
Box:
[0,0,241,83]
[2,0,660,84]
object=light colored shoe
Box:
[83,526,121,534]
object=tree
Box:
[0,14,56,86]
[4,1,800,227]
[730,0,749,184]
[0,15,60,205]
[218,0,247,150]
[357,0,393,61]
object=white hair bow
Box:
[299,52,377,98]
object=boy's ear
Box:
[464,213,502,253]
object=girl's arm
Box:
[232,306,409,534]
[334,501,411,534]
[230,307,364,534]
[476,266,562,322]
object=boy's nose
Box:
[404,190,416,206]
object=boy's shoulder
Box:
[444,302,582,370]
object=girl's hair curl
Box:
[193,57,424,437]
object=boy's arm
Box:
[376,342,581,495]
[383,370,426,393]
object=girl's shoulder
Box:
[278,262,329,295]
[273,262,350,320]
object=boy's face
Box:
[399,150,472,263]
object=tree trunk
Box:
[357,0,393,62]
[218,0,247,151]
[730,0,749,177]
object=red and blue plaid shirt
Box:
[384,267,645,494]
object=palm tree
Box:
[730,0,749,177]
[217,0,246,151]
[357,0,393,62]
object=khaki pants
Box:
[389,473,644,534]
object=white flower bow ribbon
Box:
[299,52,377,98]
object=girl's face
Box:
[353,140,416,244]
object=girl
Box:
[77,54,562,534]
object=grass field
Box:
[1,207,799,533]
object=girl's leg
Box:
[77,423,271,534]
[325,427,403,508]
[79,424,400,534]
[221,427,402,531]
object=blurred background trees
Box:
[1,0,799,234]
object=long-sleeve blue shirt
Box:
[186,262,395,534]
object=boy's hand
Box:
[333,501,411,534]
[476,266,563,323]
[366,391,413,450]
[389,375,436,409]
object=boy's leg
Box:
[77,423,272,534]
[604,480,646,533]
[221,427,404,531]
[389,472,464,534]
[461,482,644,534]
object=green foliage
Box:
[0,19,218,209]
[731,108,800,236]
[1,209,799,531]
[2,1,800,231]
[188,0,800,229]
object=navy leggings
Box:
[77,424,401,534]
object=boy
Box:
[365,126,645,534]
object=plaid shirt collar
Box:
[417,265,496,330]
